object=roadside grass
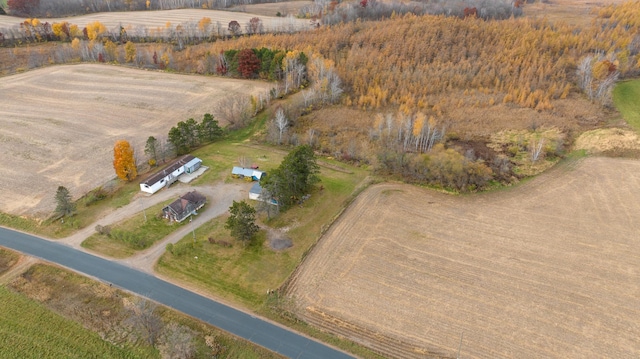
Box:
[0,285,154,359]
[8,263,283,359]
[0,248,19,275]
[82,200,185,258]
[613,80,640,132]
[0,179,140,239]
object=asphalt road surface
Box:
[0,227,355,359]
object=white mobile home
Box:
[140,155,202,194]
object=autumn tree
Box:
[54,186,76,218]
[247,17,263,34]
[85,21,106,41]
[228,20,241,36]
[237,48,260,78]
[125,41,136,63]
[7,0,39,16]
[113,140,137,181]
[225,200,259,245]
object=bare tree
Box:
[126,298,164,347]
[530,138,545,162]
[159,323,196,359]
[274,107,288,145]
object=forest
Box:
[1,0,639,190]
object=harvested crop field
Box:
[288,156,640,358]
[0,64,270,218]
[0,9,309,32]
[523,0,627,26]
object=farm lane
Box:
[0,227,355,359]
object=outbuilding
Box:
[231,167,265,181]
[249,182,262,200]
[140,155,202,194]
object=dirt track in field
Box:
[0,64,269,218]
[0,8,309,32]
[288,156,640,358]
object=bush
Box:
[95,224,112,237]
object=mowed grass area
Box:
[0,286,152,359]
[82,200,185,258]
[156,161,369,309]
[8,263,284,359]
[614,79,640,132]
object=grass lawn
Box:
[0,248,19,275]
[0,285,154,359]
[613,79,640,132]
[157,162,369,308]
[82,200,187,258]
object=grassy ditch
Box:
[614,79,640,132]
[0,248,19,275]
[7,263,284,359]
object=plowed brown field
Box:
[288,156,640,358]
[0,9,309,32]
[0,64,269,218]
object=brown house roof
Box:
[141,155,195,186]
[163,190,207,222]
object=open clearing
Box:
[288,156,640,358]
[0,64,270,218]
[523,0,627,25]
[0,8,310,32]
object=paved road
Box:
[0,227,355,359]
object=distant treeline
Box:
[4,0,290,17]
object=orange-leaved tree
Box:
[113,140,137,181]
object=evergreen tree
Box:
[54,186,75,217]
[225,200,259,244]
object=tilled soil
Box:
[0,64,269,217]
[288,156,640,358]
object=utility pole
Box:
[190,216,195,243]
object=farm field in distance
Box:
[0,8,309,32]
[0,64,270,218]
[288,156,640,358]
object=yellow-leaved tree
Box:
[113,140,137,181]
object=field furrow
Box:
[289,157,640,358]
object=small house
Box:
[231,167,265,181]
[140,155,202,194]
[162,190,206,222]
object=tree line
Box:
[5,0,290,18]
[0,15,307,47]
